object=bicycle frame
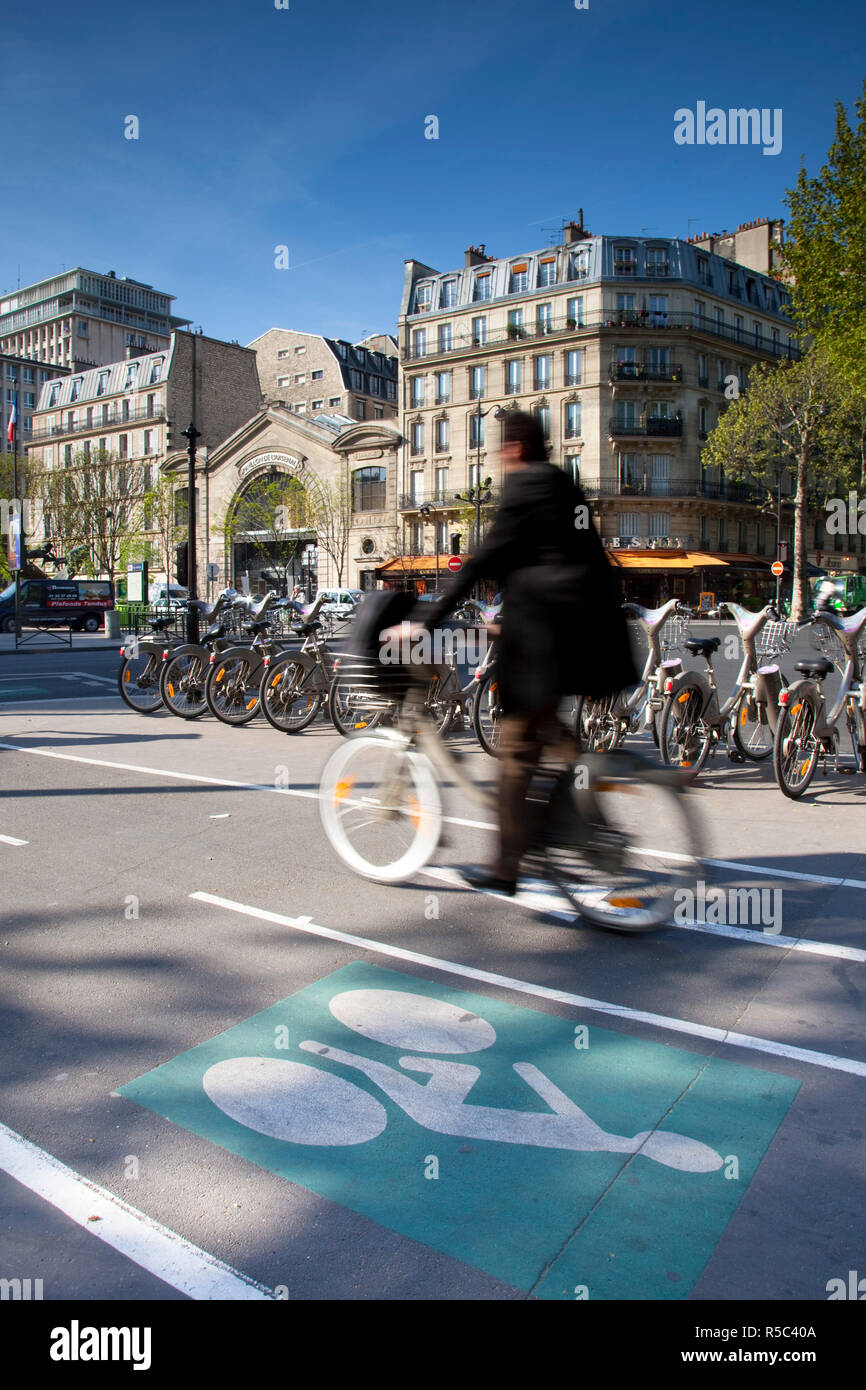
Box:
[780,608,866,749]
[664,604,789,738]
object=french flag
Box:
[7,393,17,443]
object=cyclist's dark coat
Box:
[422,460,636,715]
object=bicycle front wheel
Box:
[329,675,387,736]
[659,680,712,773]
[544,753,702,933]
[471,669,503,755]
[732,691,773,760]
[773,693,820,798]
[319,735,442,882]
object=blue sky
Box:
[3,0,863,347]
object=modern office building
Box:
[395,217,809,603]
[249,328,398,424]
[0,268,191,372]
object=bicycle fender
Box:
[664,668,713,715]
[165,643,208,661]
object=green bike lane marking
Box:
[119,962,798,1300]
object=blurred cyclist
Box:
[417,410,636,895]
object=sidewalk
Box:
[0,630,119,657]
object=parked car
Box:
[315,588,363,620]
[0,578,115,633]
[148,583,189,614]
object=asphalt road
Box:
[0,627,864,1303]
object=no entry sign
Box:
[771,560,785,577]
[447,556,463,573]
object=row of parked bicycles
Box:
[117,587,502,746]
[568,590,866,800]
[117,581,866,802]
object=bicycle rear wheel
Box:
[574,693,621,752]
[544,753,701,932]
[260,657,323,733]
[329,675,387,736]
[206,655,262,725]
[160,652,208,719]
[319,735,442,881]
[118,654,164,714]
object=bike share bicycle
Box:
[117,589,236,714]
[574,599,691,753]
[658,603,799,773]
[318,627,703,933]
[773,597,866,798]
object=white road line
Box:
[0,696,120,706]
[0,1121,274,1300]
[189,890,866,1078]
[1,740,864,891]
[0,833,28,846]
[420,868,866,961]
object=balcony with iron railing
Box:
[580,478,766,504]
[29,405,165,442]
[608,416,683,438]
[610,359,684,383]
[399,489,502,511]
[402,310,801,363]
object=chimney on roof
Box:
[564,210,590,244]
[465,244,491,267]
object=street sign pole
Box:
[182,422,201,644]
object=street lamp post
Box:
[455,400,505,597]
[418,503,440,592]
[182,421,201,644]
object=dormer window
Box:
[70,377,83,401]
[96,371,110,396]
[538,257,557,287]
[571,248,590,280]
[441,279,457,308]
[613,246,636,275]
[124,362,139,390]
[509,262,528,293]
[415,283,433,312]
[149,357,164,383]
[474,270,492,302]
[697,256,710,284]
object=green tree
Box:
[305,473,353,586]
[779,78,866,392]
[702,349,857,618]
[31,448,148,582]
[222,471,309,587]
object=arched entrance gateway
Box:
[226,454,317,597]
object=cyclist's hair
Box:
[502,409,549,462]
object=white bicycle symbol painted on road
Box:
[203,989,723,1174]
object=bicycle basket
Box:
[757,620,799,659]
[660,613,690,653]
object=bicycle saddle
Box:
[296,620,322,636]
[684,637,721,657]
[150,617,173,632]
[794,658,834,679]
[249,619,272,634]
[203,622,225,641]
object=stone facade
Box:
[248,328,398,424]
[172,404,401,595]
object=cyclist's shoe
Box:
[457,865,517,896]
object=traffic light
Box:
[175,541,188,586]
[450,533,461,556]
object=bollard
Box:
[104,610,121,640]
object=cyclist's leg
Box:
[496,696,560,880]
